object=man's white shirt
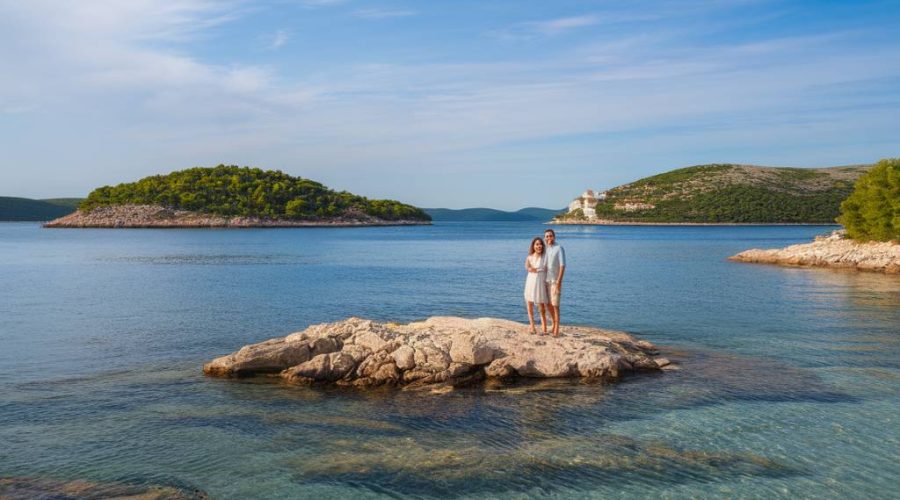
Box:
[545,244,565,283]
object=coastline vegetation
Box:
[837,158,899,242]
[79,165,430,221]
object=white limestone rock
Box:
[730,230,900,274]
[203,316,670,387]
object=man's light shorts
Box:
[549,282,561,306]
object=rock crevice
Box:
[203,317,670,388]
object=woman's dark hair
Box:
[529,237,544,255]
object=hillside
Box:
[425,207,563,222]
[42,198,85,210]
[0,197,81,221]
[558,164,872,223]
[71,165,429,224]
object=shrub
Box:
[837,158,899,242]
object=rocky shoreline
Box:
[204,316,672,389]
[729,231,900,274]
[43,204,431,228]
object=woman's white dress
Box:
[524,253,549,303]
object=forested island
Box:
[45,165,430,228]
[557,163,872,224]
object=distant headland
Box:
[555,163,873,225]
[0,197,82,221]
[42,165,431,228]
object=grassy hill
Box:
[80,165,430,222]
[0,197,82,221]
[425,207,563,221]
[558,164,872,223]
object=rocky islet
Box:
[203,316,671,388]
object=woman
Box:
[524,237,550,334]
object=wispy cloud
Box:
[353,8,416,20]
[490,12,659,41]
[531,15,599,36]
[297,0,347,7]
[268,29,289,49]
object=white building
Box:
[567,189,603,219]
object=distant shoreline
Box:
[549,220,839,227]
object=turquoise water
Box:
[1,222,898,498]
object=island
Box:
[730,159,899,273]
[44,165,431,228]
[204,316,672,389]
[555,163,871,224]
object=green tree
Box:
[837,158,899,242]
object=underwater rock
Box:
[204,316,668,388]
[0,477,207,499]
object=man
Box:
[543,228,565,337]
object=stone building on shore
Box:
[566,189,607,220]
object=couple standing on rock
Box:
[524,228,566,336]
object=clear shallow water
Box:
[1,222,898,498]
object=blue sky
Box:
[1,0,899,209]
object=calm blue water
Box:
[1,222,898,498]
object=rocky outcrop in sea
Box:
[43,204,430,228]
[203,317,671,388]
[729,230,900,273]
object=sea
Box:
[1,221,898,499]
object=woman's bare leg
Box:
[526,301,536,333]
[538,303,547,333]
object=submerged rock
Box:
[203,316,668,388]
[0,477,207,499]
[729,230,900,274]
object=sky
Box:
[1,0,899,210]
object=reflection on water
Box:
[1,222,898,498]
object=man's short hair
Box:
[544,229,556,237]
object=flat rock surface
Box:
[729,231,900,274]
[44,204,429,228]
[204,317,669,388]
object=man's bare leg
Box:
[552,304,560,336]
